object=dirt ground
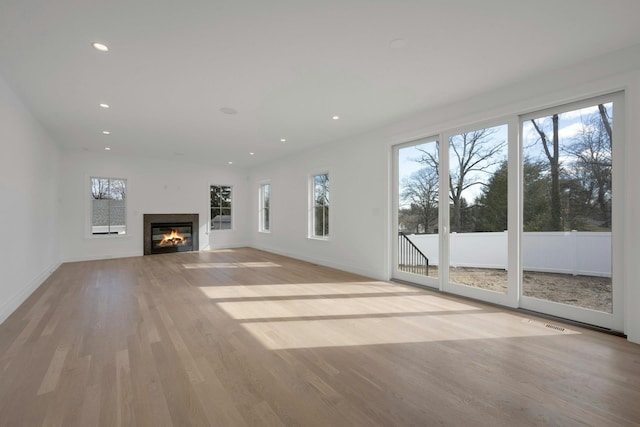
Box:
[399,266,612,313]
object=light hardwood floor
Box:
[1,247,639,426]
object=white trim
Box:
[391,136,440,288]
[518,91,624,331]
[389,89,626,332]
[440,119,511,308]
[308,170,331,240]
[86,175,128,238]
[258,181,271,233]
[62,252,141,263]
[209,184,234,231]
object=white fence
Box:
[405,231,611,277]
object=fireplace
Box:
[143,214,199,255]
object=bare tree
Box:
[418,128,506,232]
[91,178,109,199]
[530,115,562,231]
[598,104,612,143]
[401,167,439,233]
[91,178,126,200]
[566,106,612,228]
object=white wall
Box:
[248,44,640,343]
[0,74,61,324]
[249,133,390,279]
[59,150,249,262]
[624,71,640,344]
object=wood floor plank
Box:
[37,345,69,395]
[0,247,639,426]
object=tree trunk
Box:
[530,116,562,231]
[598,104,612,145]
[550,114,562,230]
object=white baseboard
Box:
[62,251,142,263]
[250,244,381,280]
[0,260,62,325]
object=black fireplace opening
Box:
[150,222,193,254]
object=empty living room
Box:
[1,1,640,426]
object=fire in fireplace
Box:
[143,214,199,255]
[158,229,187,247]
[152,223,192,253]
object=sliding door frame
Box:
[518,91,625,331]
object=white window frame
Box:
[210,184,233,231]
[518,91,624,331]
[259,182,271,233]
[309,171,330,240]
[89,176,127,237]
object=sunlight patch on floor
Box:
[183,262,281,269]
[216,295,481,320]
[240,312,580,350]
[198,281,422,299]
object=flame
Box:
[158,229,187,247]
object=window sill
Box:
[307,236,330,241]
[87,233,130,239]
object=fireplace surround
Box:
[143,213,199,255]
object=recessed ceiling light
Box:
[280,138,286,142]
[104,147,111,151]
[102,130,111,135]
[92,42,109,52]
[390,38,407,49]
[332,115,340,120]
[228,161,233,165]
[249,152,255,156]
[220,107,238,115]
[99,103,110,109]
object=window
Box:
[521,97,615,312]
[310,173,329,238]
[210,185,232,230]
[259,183,270,232]
[91,177,126,235]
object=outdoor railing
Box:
[398,232,429,276]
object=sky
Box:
[397,102,611,209]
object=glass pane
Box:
[108,179,126,234]
[313,174,329,237]
[220,187,232,208]
[211,186,232,230]
[109,202,126,234]
[91,177,126,235]
[522,103,612,312]
[397,140,439,278]
[261,184,270,232]
[448,124,508,293]
[210,186,221,207]
[108,179,126,200]
[220,208,231,229]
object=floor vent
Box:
[544,323,565,332]
[523,318,570,333]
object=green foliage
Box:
[474,161,508,232]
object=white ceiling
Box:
[1,0,640,167]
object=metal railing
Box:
[398,232,429,276]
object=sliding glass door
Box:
[393,138,440,288]
[392,92,623,331]
[519,93,623,330]
[440,122,517,307]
